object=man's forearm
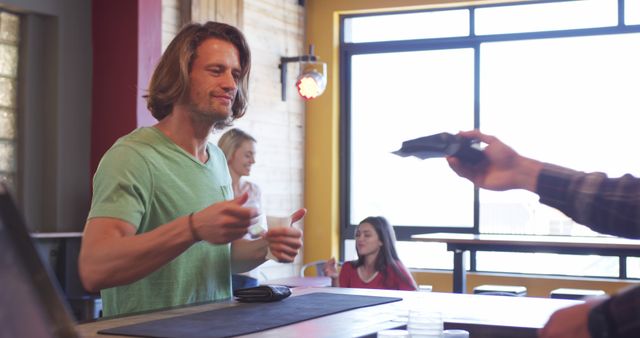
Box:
[537,165,640,238]
[589,285,640,338]
[514,156,544,192]
[78,216,196,292]
[230,238,269,273]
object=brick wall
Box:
[162,0,306,280]
[161,0,181,51]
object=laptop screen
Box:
[0,184,78,337]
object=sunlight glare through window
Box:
[345,9,469,43]
[350,49,474,227]
[627,0,640,24]
[476,0,616,35]
[480,34,640,237]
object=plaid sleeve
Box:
[537,164,640,239]
[594,285,640,338]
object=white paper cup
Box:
[266,215,292,229]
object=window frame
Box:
[339,0,640,279]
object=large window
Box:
[350,48,475,228]
[341,0,640,278]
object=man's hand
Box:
[263,208,306,262]
[191,192,257,244]
[538,297,605,338]
[446,130,543,192]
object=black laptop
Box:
[0,183,78,337]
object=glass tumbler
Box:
[407,310,444,338]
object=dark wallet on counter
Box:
[233,285,292,303]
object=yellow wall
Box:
[302,0,637,295]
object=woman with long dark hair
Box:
[324,216,417,291]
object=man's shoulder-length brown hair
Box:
[145,21,251,127]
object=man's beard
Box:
[187,98,232,127]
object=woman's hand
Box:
[323,257,339,279]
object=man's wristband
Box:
[188,212,202,242]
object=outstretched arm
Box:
[79,193,254,292]
[448,131,640,238]
[447,130,640,338]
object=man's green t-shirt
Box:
[88,127,233,317]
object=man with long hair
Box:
[79,22,305,317]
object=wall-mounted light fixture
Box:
[279,45,327,101]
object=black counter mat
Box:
[99,292,402,338]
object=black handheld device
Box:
[392,132,486,164]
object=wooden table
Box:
[76,287,580,338]
[262,276,332,288]
[413,233,640,293]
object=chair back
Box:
[300,260,328,277]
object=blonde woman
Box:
[218,128,261,213]
[218,128,262,290]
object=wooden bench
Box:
[473,284,527,297]
[550,288,605,300]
